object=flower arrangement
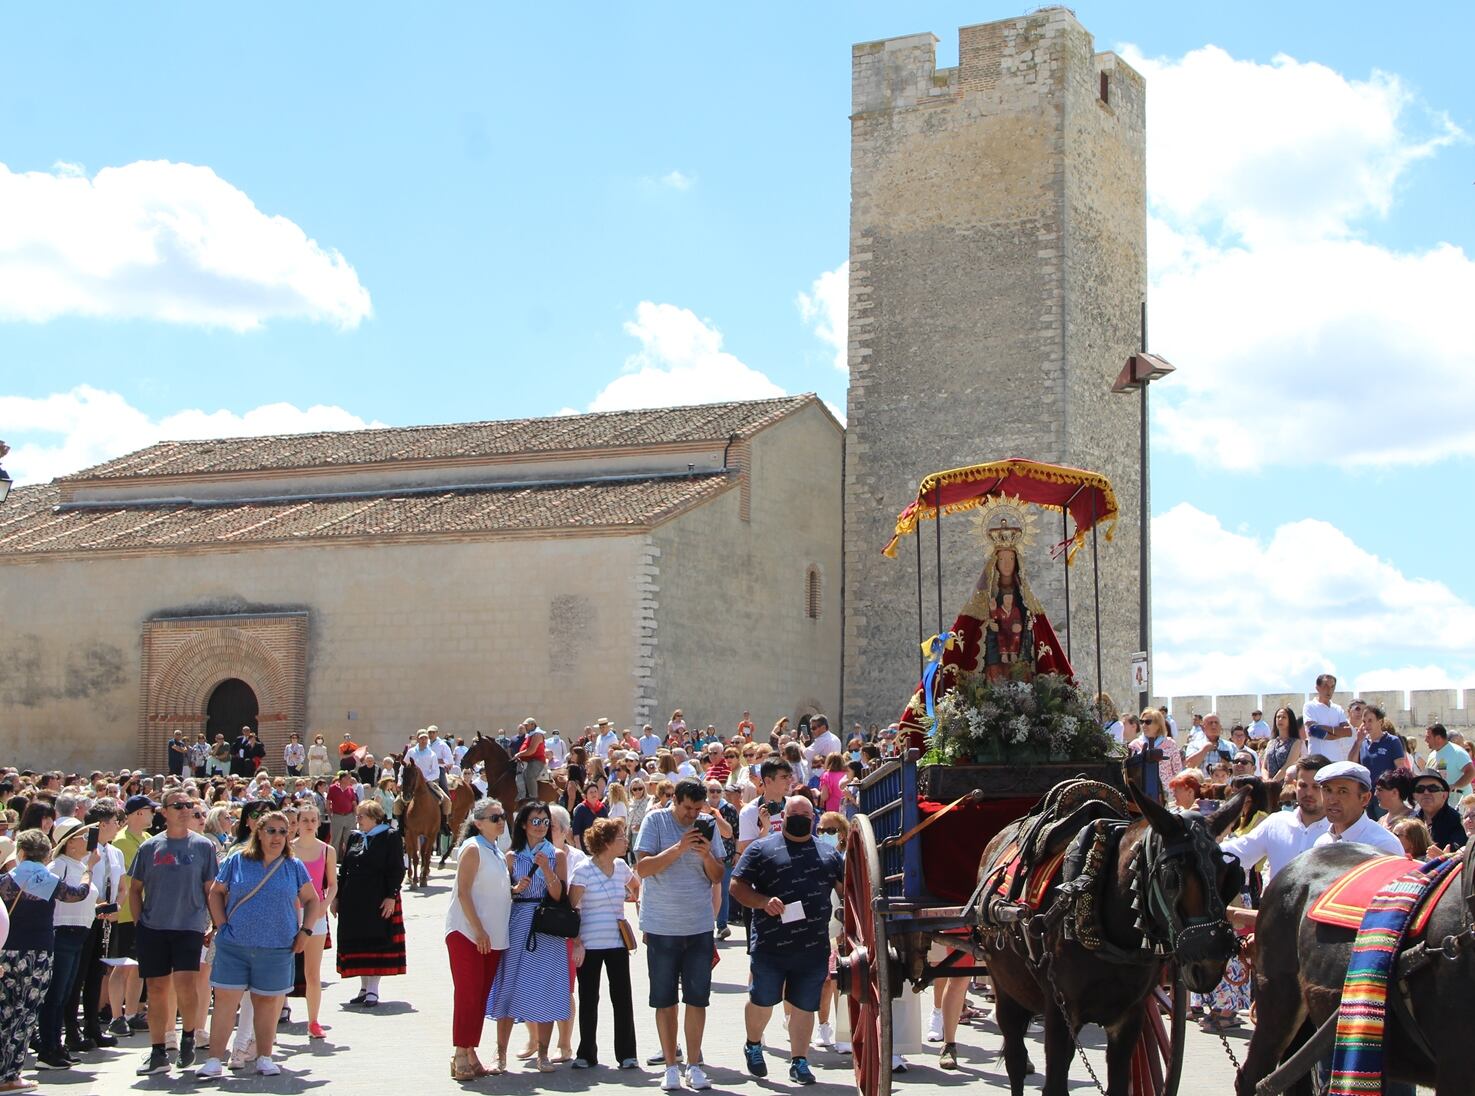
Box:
[924,670,1122,765]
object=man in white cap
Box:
[593,718,620,760]
[1312,760,1404,855]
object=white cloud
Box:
[659,170,695,191]
[1124,46,1459,245]
[582,302,786,412]
[1152,503,1475,696]
[1118,45,1473,471]
[0,385,384,484]
[0,159,371,330]
[797,260,848,372]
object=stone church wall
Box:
[0,534,644,771]
[647,403,844,731]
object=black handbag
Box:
[527,892,581,949]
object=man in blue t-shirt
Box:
[1356,704,1409,797]
[730,796,843,1086]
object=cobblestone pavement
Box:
[55,862,1249,1095]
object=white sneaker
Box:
[686,1064,711,1091]
[816,1022,835,1048]
[835,1041,853,1055]
[926,1007,944,1042]
[255,1055,282,1076]
[194,1057,226,1080]
[662,1065,683,1091]
[892,1054,909,1073]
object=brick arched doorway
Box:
[139,612,307,772]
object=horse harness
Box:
[981,786,1242,972]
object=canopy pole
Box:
[1061,507,1072,662]
[934,486,944,637]
[916,510,925,682]
[1091,494,1103,707]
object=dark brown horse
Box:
[437,734,504,867]
[438,733,555,863]
[980,784,1245,1096]
[1236,840,1475,1096]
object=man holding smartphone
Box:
[635,778,726,1092]
[737,760,793,855]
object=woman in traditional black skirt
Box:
[332,800,405,1006]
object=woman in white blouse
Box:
[445,799,512,1081]
[567,817,640,1070]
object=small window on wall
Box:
[805,566,822,620]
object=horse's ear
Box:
[1208,791,1246,839]
[1128,779,1180,835]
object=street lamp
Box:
[0,440,11,505]
[1112,306,1174,714]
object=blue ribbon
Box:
[920,632,954,723]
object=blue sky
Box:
[3,2,1473,699]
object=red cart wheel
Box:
[837,814,892,1096]
[1129,969,1186,1096]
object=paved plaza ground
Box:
[50,861,1250,1095]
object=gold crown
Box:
[973,494,1036,551]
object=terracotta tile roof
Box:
[0,473,732,558]
[61,394,816,481]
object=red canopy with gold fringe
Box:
[882,458,1118,562]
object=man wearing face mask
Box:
[729,796,843,1086]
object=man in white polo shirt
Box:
[1303,673,1355,763]
[1220,754,1331,881]
[804,715,841,767]
[1312,760,1403,855]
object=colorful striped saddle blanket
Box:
[1327,854,1462,1096]
[1309,854,1461,935]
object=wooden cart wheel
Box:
[1129,968,1186,1096]
[839,813,892,1096]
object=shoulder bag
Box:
[528,889,580,949]
[221,855,289,929]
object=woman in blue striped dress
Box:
[487,802,571,1072]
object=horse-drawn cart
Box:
[837,460,1210,1096]
[838,753,1188,1096]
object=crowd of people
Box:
[3,678,1472,1091]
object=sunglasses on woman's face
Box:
[261,826,290,837]
[527,817,550,827]
[817,827,840,835]
[480,813,505,823]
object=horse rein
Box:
[1136,821,1240,966]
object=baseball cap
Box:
[124,794,159,815]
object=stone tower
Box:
[842,9,1146,725]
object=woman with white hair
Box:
[445,799,511,1079]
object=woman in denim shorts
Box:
[194,811,322,1079]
